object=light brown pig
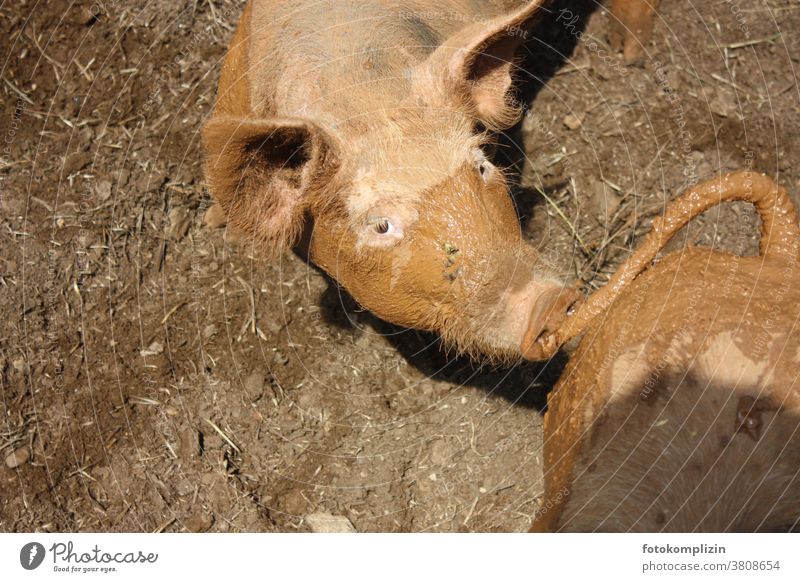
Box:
[609,0,661,65]
[202,0,582,360]
[527,172,800,532]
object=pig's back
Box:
[248,0,527,125]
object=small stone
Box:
[200,472,218,486]
[778,151,790,172]
[589,179,621,222]
[428,439,455,465]
[12,358,27,373]
[696,161,713,180]
[277,488,308,515]
[243,371,265,402]
[117,169,131,187]
[77,232,92,250]
[710,88,737,118]
[168,206,191,241]
[563,114,583,130]
[687,150,705,164]
[178,430,200,461]
[305,513,356,533]
[273,350,289,366]
[144,169,168,193]
[5,446,30,469]
[76,7,98,25]
[140,341,164,357]
[184,513,214,533]
[665,69,681,92]
[297,391,324,421]
[94,180,112,201]
[63,151,92,175]
[202,324,218,339]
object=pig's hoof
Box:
[204,203,227,229]
[609,28,648,66]
[621,36,645,66]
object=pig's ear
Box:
[202,116,331,254]
[425,0,546,130]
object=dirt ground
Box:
[1,0,798,532]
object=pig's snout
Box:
[520,286,583,360]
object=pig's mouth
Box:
[520,286,583,360]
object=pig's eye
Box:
[478,161,491,181]
[371,217,394,235]
[473,148,492,182]
[360,211,408,248]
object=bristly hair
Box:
[202,115,341,259]
[438,315,528,367]
[479,51,527,133]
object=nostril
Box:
[547,292,580,323]
[533,327,550,344]
[565,297,579,317]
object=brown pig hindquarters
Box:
[203,0,580,362]
[531,172,800,532]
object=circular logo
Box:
[20,542,46,570]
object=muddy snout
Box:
[520,286,583,360]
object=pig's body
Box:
[539,251,800,532]
[531,174,800,532]
[244,1,523,117]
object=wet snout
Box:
[520,286,583,360]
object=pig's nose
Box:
[520,285,583,360]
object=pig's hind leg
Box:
[609,0,661,65]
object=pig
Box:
[526,172,800,531]
[202,0,583,361]
[609,0,661,65]
[202,0,663,360]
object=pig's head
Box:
[203,0,580,361]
